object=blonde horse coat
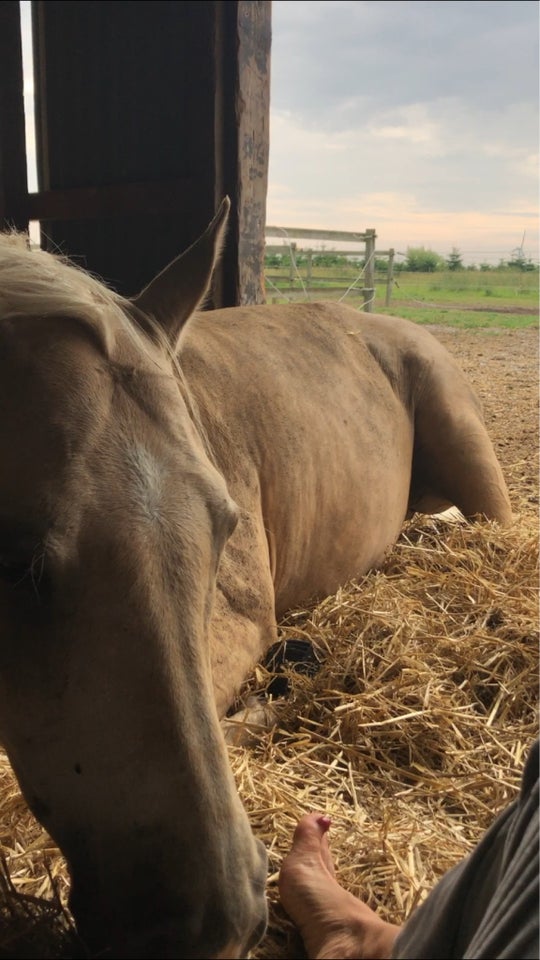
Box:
[0,202,511,959]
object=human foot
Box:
[279,813,401,960]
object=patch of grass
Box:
[379,305,538,330]
[265,267,539,328]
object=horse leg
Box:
[410,372,512,524]
[221,698,280,746]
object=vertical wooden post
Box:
[237,1,270,306]
[385,248,395,307]
[289,242,296,284]
[215,0,271,306]
[0,2,29,229]
[306,249,312,294]
[362,228,376,312]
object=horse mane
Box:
[0,231,134,334]
[0,231,216,463]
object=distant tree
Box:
[265,252,284,268]
[312,252,346,267]
[479,262,492,272]
[507,248,537,271]
[446,247,464,271]
[403,246,443,272]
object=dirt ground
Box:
[426,326,538,518]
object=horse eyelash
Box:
[0,548,46,599]
[29,550,47,600]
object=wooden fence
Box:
[265,226,395,311]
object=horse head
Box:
[0,201,267,958]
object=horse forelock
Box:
[0,231,216,465]
[0,232,148,358]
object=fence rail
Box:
[264,226,395,311]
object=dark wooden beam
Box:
[10,179,193,223]
[0,2,29,229]
[30,0,217,294]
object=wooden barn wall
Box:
[0,0,271,304]
[0,3,29,231]
[33,0,216,296]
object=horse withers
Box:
[0,202,511,958]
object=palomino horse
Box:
[0,200,511,958]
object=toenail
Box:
[317,815,332,831]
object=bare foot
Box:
[279,813,401,960]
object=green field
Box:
[265,266,539,329]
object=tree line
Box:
[401,246,537,272]
[265,247,538,272]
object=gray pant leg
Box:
[392,739,539,960]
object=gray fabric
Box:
[392,739,539,960]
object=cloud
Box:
[268,1,539,262]
[271,0,538,124]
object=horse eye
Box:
[0,524,48,594]
[0,551,48,595]
[0,557,33,587]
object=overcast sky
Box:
[267,0,539,264]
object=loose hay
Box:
[240,513,538,959]
[0,328,538,959]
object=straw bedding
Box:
[0,326,537,959]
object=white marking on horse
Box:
[125,444,165,524]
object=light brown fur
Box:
[0,202,511,958]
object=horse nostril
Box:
[245,911,268,953]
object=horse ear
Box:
[131,197,230,346]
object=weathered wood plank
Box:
[266,226,371,242]
[32,0,216,294]
[0,2,29,229]
[236,1,271,305]
[11,179,193,223]
[266,245,394,258]
[214,1,271,306]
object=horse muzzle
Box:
[72,906,267,960]
[68,838,269,960]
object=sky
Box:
[267,0,539,265]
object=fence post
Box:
[385,248,395,307]
[306,249,312,294]
[362,229,376,312]
[289,242,296,284]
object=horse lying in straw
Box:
[0,200,511,959]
